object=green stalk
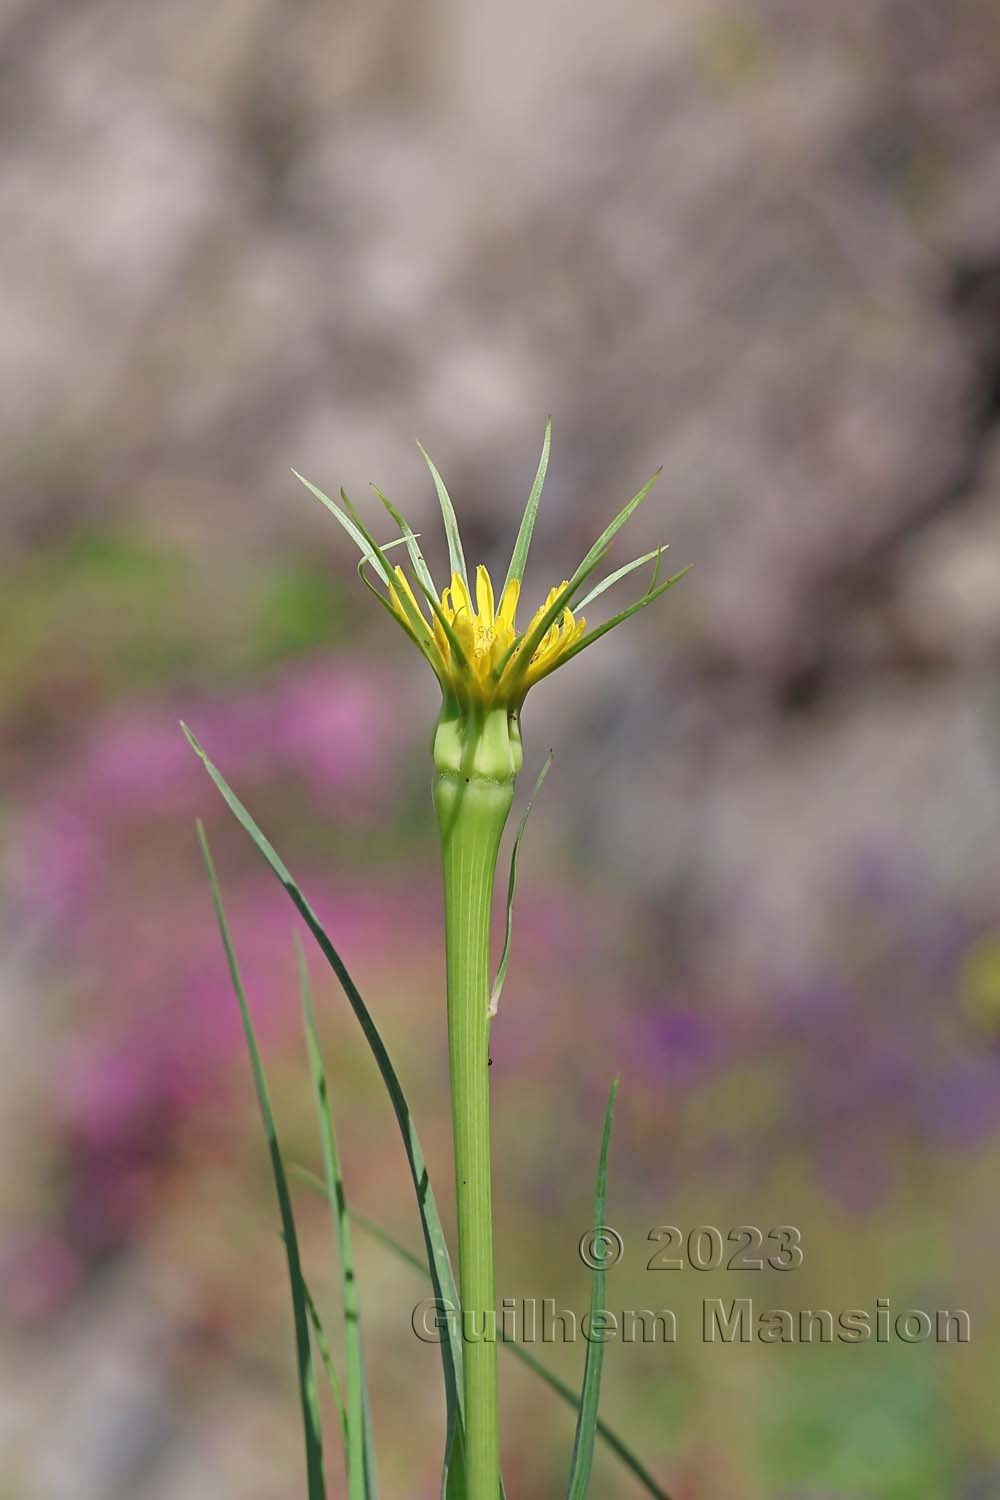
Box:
[433,698,520,1500]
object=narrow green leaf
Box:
[356,557,422,649]
[502,419,552,594]
[298,939,376,1500]
[348,537,426,658]
[415,573,476,683]
[494,469,663,687]
[303,1278,349,1456]
[183,729,466,1488]
[489,562,596,688]
[295,470,447,675]
[444,1419,469,1500]
[573,469,663,583]
[292,470,393,588]
[575,547,666,612]
[342,490,474,686]
[338,487,438,653]
[371,485,437,599]
[305,1202,671,1500]
[293,471,444,676]
[488,752,553,1018]
[537,566,691,682]
[503,1315,668,1500]
[195,823,327,1500]
[567,1078,620,1500]
[417,442,468,587]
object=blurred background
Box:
[2,1,1000,1496]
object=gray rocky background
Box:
[4,2,1000,937]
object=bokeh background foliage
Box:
[3,1,1000,1496]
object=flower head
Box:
[387,564,586,706]
[292,422,688,729]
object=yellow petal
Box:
[390,565,429,634]
[497,578,520,629]
[450,572,472,623]
[475,565,495,626]
[432,610,451,664]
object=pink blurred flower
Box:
[0,1232,83,1323]
[15,657,399,925]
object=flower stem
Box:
[434,702,519,1500]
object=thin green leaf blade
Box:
[183,728,466,1489]
[506,1328,668,1500]
[567,1077,620,1500]
[328,1205,672,1500]
[356,556,421,647]
[195,822,327,1500]
[292,470,393,588]
[342,487,476,691]
[409,569,475,681]
[489,751,553,1018]
[298,939,376,1500]
[540,566,692,681]
[303,1278,349,1456]
[494,469,663,689]
[502,419,552,594]
[575,547,666,613]
[444,1418,469,1500]
[338,487,440,654]
[418,442,468,587]
[575,469,662,582]
[371,485,438,599]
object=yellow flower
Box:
[292,420,688,723]
[388,564,586,706]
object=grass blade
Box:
[293,1198,671,1500]
[493,469,663,688]
[298,938,376,1500]
[371,485,438,599]
[342,488,475,687]
[502,419,552,594]
[195,822,327,1500]
[417,442,468,587]
[538,566,691,682]
[337,486,441,655]
[183,727,467,1489]
[356,557,423,648]
[567,1078,619,1500]
[575,548,666,612]
[488,752,553,1018]
[303,1279,349,1457]
[502,1320,668,1500]
[292,470,394,589]
[572,470,663,584]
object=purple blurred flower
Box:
[628,1003,723,1085]
[0,1232,83,1323]
[6,656,429,1292]
[15,658,398,925]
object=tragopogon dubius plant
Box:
[186,422,688,1500]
